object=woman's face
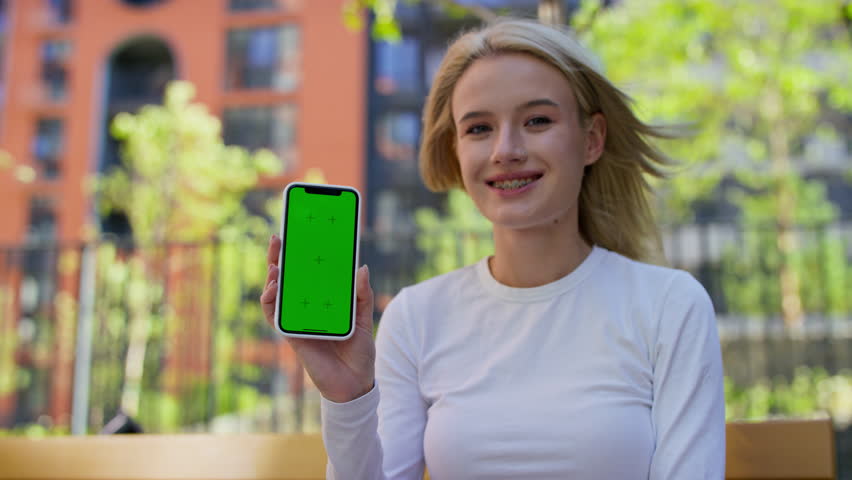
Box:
[451,54,605,231]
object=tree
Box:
[576,0,851,326]
[401,0,851,327]
[0,151,37,425]
[97,80,282,421]
[101,81,281,244]
[343,0,499,41]
[415,190,493,282]
[344,0,583,36]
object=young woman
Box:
[261,18,724,480]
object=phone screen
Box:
[278,185,359,337]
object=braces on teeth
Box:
[494,178,536,189]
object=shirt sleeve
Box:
[649,271,726,480]
[321,288,428,480]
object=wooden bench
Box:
[726,419,837,480]
[0,434,327,480]
[0,420,836,479]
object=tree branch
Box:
[423,0,498,23]
[572,3,602,35]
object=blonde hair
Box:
[419,18,673,264]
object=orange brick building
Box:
[0,0,366,246]
[0,0,366,430]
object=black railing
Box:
[0,224,849,436]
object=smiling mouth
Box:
[487,174,543,191]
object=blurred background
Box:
[0,0,850,475]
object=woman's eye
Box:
[526,116,552,127]
[466,124,491,135]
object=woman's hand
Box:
[260,235,376,403]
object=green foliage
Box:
[721,227,851,315]
[719,175,847,317]
[9,366,851,435]
[86,243,153,429]
[0,284,74,431]
[730,175,838,228]
[0,423,70,438]
[0,287,16,396]
[414,190,493,281]
[138,376,213,432]
[578,0,851,223]
[343,0,495,42]
[342,0,402,41]
[725,367,852,427]
[72,80,290,431]
[77,237,279,433]
[209,236,273,422]
[139,390,181,431]
[99,80,282,243]
[400,1,850,322]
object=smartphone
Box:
[274,182,361,341]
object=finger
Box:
[267,234,281,266]
[260,278,278,326]
[265,263,278,286]
[354,265,374,334]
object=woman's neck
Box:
[489,218,592,288]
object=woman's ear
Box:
[584,112,606,166]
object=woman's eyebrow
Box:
[519,98,559,110]
[457,98,559,124]
[458,110,489,124]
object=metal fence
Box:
[0,224,850,474]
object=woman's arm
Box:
[649,272,726,480]
[323,288,429,479]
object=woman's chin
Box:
[488,213,552,232]
[486,207,575,233]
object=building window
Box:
[107,38,174,106]
[47,0,72,24]
[42,39,72,63]
[26,197,57,244]
[374,38,421,96]
[229,0,300,12]
[121,0,165,7]
[41,40,71,101]
[33,118,63,179]
[223,104,297,169]
[225,25,300,91]
[376,111,419,164]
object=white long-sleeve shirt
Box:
[321,246,725,479]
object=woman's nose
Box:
[490,128,527,165]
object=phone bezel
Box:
[274,182,360,341]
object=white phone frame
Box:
[274,181,361,341]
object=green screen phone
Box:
[274,182,361,340]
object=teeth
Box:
[493,177,537,190]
